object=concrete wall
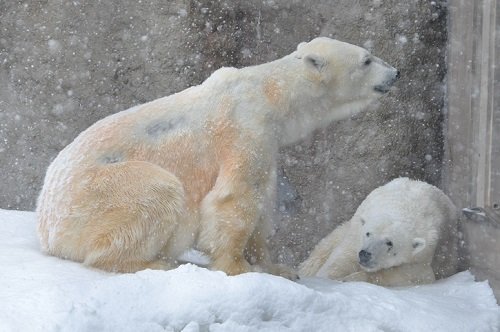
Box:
[0,0,447,267]
[444,0,499,298]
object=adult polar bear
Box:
[37,37,399,278]
[299,178,458,286]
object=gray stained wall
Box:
[0,0,447,266]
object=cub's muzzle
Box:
[358,249,372,266]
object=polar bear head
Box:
[294,37,399,118]
[278,37,399,144]
[356,214,434,272]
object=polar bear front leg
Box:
[198,186,257,275]
[342,270,370,282]
[197,142,280,276]
[245,227,299,280]
[367,263,436,287]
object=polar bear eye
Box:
[386,241,393,247]
[366,232,370,237]
[363,58,372,66]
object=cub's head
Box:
[294,37,399,120]
[355,214,436,272]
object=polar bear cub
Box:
[37,37,398,277]
[299,178,458,286]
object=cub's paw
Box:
[341,271,369,282]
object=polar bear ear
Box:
[304,54,327,73]
[297,41,307,51]
[412,238,426,255]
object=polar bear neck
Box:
[203,56,374,147]
[279,94,373,146]
[237,56,374,146]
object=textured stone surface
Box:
[0,0,447,266]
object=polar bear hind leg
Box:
[66,161,185,273]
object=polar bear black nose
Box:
[359,250,372,264]
[395,70,401,79]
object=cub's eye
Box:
[386,241,393,247]
[363,58,372,66]
[366,232,371,237]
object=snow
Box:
[47,39,62,54]
[1,209,499,332]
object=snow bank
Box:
[1,209,499,332]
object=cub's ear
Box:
[304,54,327,73]
[412,238,426,255]
[297,41,307,51]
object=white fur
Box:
[37,37,398,277]
[299,178,459,286]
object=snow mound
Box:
[1,209,499,332]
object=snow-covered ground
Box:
[1,209,499,332]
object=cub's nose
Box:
[395,70,401,80]
[358,250,372,264]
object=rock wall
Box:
[0,0,447,266]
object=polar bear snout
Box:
[358,249,372,265]
[374,68,400,94]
